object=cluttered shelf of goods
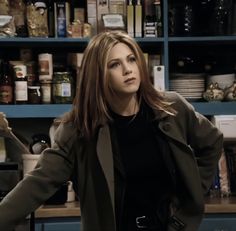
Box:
[0,0,162,39]
[204,140,236,213]
[0,0,163,106]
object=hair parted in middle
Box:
[66,30,175,139]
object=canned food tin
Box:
[52,72,73,104]
[38,53,53,81]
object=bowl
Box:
[207,73,235,89]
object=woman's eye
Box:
[129,56,136,62]
[109,62,120,69]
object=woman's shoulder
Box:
[161,91,195,113]
[162,91,184,102]
[53,120,80,146]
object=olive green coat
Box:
[0,92,223,231]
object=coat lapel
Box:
[96,125,115,213]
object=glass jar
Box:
[40,80,52,104]
[28,86,41,104]
[52,72,73,104]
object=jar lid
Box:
[54,71,71,74]
[28,86,40,89]
[40,80,52,83]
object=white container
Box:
[67,181,75,202]
[212,115,236,139]
[22,154,40,176]
[38,53,53,81]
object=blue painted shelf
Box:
[168,35,236,42]
[0,104,72,118]
[192,102,236,115]
[0,102,235,118]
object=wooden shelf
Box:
[34,197,236,219]
[35,201,81,218]
[205,197,236,214]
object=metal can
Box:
[52,72,73,104]
[38,53,53,81]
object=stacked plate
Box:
[170,73,205,101]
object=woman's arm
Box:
[0,122,77,230]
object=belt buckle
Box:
[136,215,147,229]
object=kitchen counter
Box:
[35,197,236,218]
[204,196,236,213]
[35,201,81,218]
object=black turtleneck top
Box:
[111,104,174,230]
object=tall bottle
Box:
[0,60,13,104]
[127,0,134,37]
[54,0,70,37]
[135,0,142,37]
[153,0,162,36]
[14,64,28,104]
[48,0,55,37]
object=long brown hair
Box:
[64,30,175,139]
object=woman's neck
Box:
[110,95,139,116]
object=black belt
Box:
[135,214,163,230]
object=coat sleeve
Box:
[0,122,77,231]
[173,92,224,194]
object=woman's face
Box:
[107,42,141,97]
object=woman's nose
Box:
[123,64,132,75]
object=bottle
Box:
[127,0,134,37]
[55,1,67,37]
[14,64,28,104]
[48,0,55,37]
[153,0,162,36]
[135,0,142,37]
[0,61,13,104]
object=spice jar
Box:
[52,71,74,104]
[40,80,52,104]
[28,86,41,104]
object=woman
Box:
[0,30,223,231]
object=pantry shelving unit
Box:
[1,0,236,117]
[1,1,236,231]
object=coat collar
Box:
[96,125,115,213]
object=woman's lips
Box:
[124,77,136,83]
